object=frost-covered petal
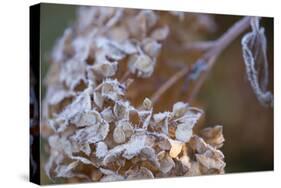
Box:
[96,142,108,158]
[168,139,183,158]
[128,54,154,78]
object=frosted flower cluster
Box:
[43,6,225,182]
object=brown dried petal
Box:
[158,151,175,173]
[195,153,225,170]
[126,167,154,180]
[189,135,208,154]
[185,161,202,176]
[200,125,225,148]
[99,168,124,182]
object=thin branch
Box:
[120,70,131,83]
[150,16,252,105]
[183,41,216,53]
[150,66,190,104]
[187,16,251,102]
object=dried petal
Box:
[113,100,130,120]
[113,126,126,144]
[126,167,154,180]
[196,152,225,170]
[200,125,225,148]
[168,139,183,158]
[93,91,104,108]
[158,151,175,173]
[71,121,109,144]
[101,79,125,101]
[151,25,169,41]
[175,123,193,142]
[142,97,152,110]
[92,61,118,78]
[142,39,162,58]
[128,54,154,78]
[172,102,189,118]
[74,110,102,127]
[100,168,124,182]
[55,161,79,178]
[96,142,108,158]
[100,107,114,123]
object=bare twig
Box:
[150,66,190,104]
[120,70,131,83]
[183,41,216,53]
[187,16,251,102]
[150,16,252,105]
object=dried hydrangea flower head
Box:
[43,6,225,183]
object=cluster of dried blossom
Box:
[43,6,225,183]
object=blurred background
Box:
[40,3,273,183]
